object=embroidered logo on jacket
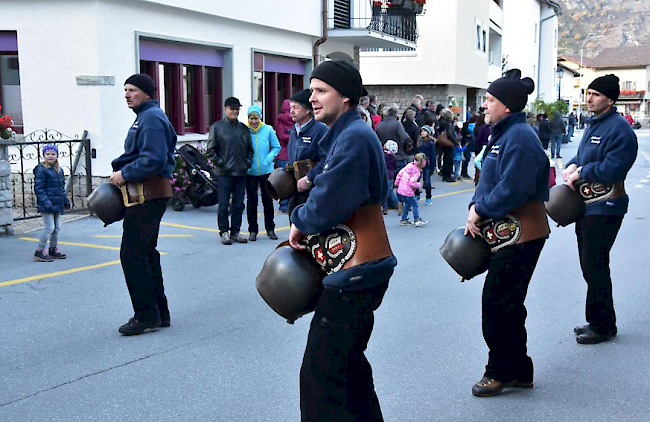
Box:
[590,137,601,144]
[301,136,312,144]
[131,121,139,130]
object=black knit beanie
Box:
[290,89,313,111]
[588,74,620,101]
[125,74,156,99]
[487,69,535,112]
[310,60,367,104]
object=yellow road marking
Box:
[20,237,121,251]
[93,234,193,238]
[0,260,121,288]
[19,237,167,255]
[430,188,476,199]
[161,222,290,235]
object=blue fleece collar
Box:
[133,100,159,115]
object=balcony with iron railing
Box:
[327,0,419,49]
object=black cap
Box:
[487,69,535,112]
[310,60,368,104]
[125,74,156,99]
[290,89,313,111]
[224,97,242,108]
[588,74,620,102]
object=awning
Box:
[616,99,644,105]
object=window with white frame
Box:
[476,21,487,53]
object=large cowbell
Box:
[440,227,491,281]
[87,183,125,227]
[545,183,585,227]
[256,242,325,324]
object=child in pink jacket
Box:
[395,153,428,227]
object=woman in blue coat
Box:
[33,143,70,261]
[246,105,281,241]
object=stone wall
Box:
[365,85,449,113]
[0,142,15,234]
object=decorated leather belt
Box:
[305,204,393,274]
[575,179,625,202]
[477,201,549,252]
[121,175,173,207]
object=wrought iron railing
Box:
[7,129,92,220]
[328,9,418,43]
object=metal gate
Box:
[8,129,92,220]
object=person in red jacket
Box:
[275,99,293,212]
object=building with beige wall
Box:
[559,45,650,124]
[359,0,561,118]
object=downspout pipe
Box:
[313,0,328,66]
[536,2,561,99]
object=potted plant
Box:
[0,105,13,140]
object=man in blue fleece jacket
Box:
[562,74,638,345]
[286,88,328,219]
[110,74,177,336]
[465,69,550,397]
[289,60,396,422]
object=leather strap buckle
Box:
[120,183,145,207]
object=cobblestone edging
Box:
[0,141,15,235]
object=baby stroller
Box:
[170,144,219,211]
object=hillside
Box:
[557,0,650,58]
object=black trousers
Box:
[300,282,389,422]
[482,238,545,383]
[120,198,169,322]
[441,147,453,178]
[575,215,623,334]
[217,175,246,235]
[245,173,275,234]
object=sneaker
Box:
[230,233,248,243]
[220,232,232,245]
[414,218,428,227]
[383,209,388,215]
[48,246,66,259]
[399,219,413,226]
[249,232,257,242]
[397,202,404,216]
[424,198,432,206]
[34,249,53,262]
[267,230,278,240]
[118,317,162,336]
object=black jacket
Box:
[376,118,412,161]
[403,120,420,154]
[207,119,254,177]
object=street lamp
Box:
[556,66,564,100]
[578,33,604,115]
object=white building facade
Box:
[0,0,416,176]
[359,0,561,117]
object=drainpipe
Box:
[313,0,328,66]
[536,6,559,100]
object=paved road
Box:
[1,130,649,421]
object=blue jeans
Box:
[275,159,289,211]
[568,125,574,139]
[401,195,419,220]
[551,134,563,157]
[453,159,462,180]
[383,177,399,210]
[38,212,61,250]
[217,175,246,235]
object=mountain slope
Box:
[558,0,650,58]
